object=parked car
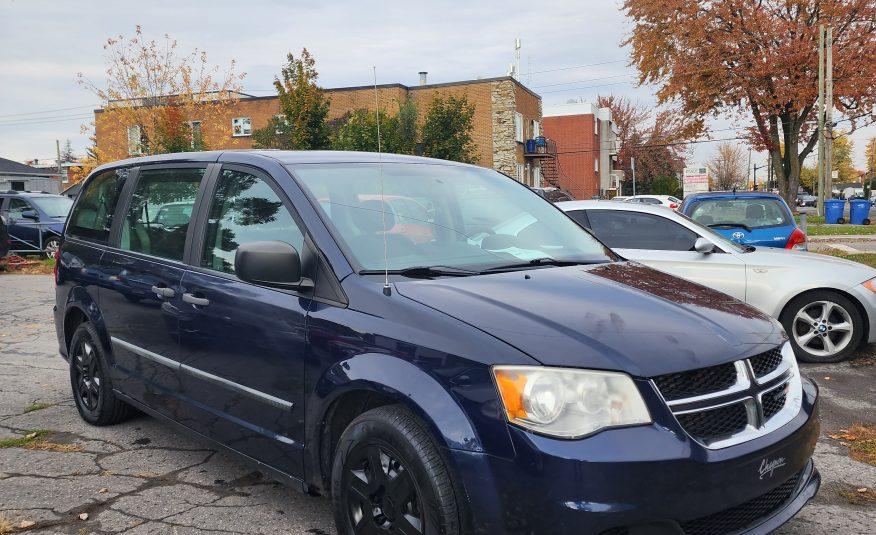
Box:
[611,195,629,202]
[625,194,681,209]
[530,186,574,202]
[0,214,9,258]
[0,191,73,256]
[560,200,875,362]
[55,151,819,535]
[796,195,817,207]
[680,191,806,250]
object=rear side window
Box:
[6,198,32,220]
[120,167,205,261]
[67,168,129,242]
[587,210,697,251]
[201,168,305,275]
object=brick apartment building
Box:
[94,75,546,185]
[542,102,621,199]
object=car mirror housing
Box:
[21,210,39,221]
[694,237,716,254]
[234,240,313,291]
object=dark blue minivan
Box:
[54,151,819,535]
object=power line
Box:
[0,105,97,119]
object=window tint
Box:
[67,168,129,242]
[7,198,31,219]
[566,209,590,229]
[120,168,204,261]
[201,169,304,275]
[587,210,697,251]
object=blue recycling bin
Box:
[824,199,846,224]
[525,139,537,154]
[849,199,873,225]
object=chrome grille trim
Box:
[652,343,803,449]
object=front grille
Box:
[762,385,788,420]
[652,362,737,401]
[651,344,799,448]
[676,403,749,442]
[681,470,802,535]
[750,346,784,378]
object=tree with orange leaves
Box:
[78,26,244,161]
[624,0,876,204]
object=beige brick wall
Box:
[94,77,540,175]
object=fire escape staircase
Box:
[524,137,561,188]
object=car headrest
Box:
[746,203,765,219]
[350,199,397,234]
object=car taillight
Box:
[669,203,678,210]
[786,227,808,251]
[53,247,60,281]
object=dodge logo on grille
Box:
[758,457,786,479]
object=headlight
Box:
[492,366,651,438]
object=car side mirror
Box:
[234,240,314,291]
[21,210,39,221]
[694,237,716,254]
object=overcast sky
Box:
[1,0,873,173]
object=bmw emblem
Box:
[732,231,745,240]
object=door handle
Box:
[112,257,135,266]
[151,285,176,298]
[182,293,210,307]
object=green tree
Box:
[252,117,294,149]
[332,109,401,153]
[648,175,682,196]
[396,97,419,154]
[252,48,331,150]
[832,132,856,184]
[800,165,818,193]
[421,95,476,163]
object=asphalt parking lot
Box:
[1,274,874,534]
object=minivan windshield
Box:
[289,163,613,272]
[687,197,791,230]
[30,196,73,218]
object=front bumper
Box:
[451,377,820,535]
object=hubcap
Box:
[792,300,853,357]
[73,340,101,411]
[44,239,59,258]
[346,443,425,535]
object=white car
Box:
[625,195,681,209]
[558,200,876,363]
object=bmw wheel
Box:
[332,405,461,535]
[43,237,60,258]
[782,291,863,363]
[69,323,135,425]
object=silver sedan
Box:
[558,200,876,363]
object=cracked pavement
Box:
[1,274,875,534]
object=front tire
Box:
[43,236,60,258]
[332,405,461,535]
[781,291,863,363]
[69,322,135,425]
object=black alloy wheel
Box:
[72,335,102,411]
[344,441,425,534]
[69,322,135,425]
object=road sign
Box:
[683,166,709,197]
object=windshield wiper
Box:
[359,266,480,279]
[482,257,607,272]
[709,222,753,232]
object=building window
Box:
[189,121,203,149]
[514,112,524,143]
[232,117,252,137]
[274,114,289,134]
[127,125,142,155]
[532,120,541,138]
[533,165,542,188]
[595,158,599,172]
[516,163,524,182]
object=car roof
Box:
[685,191,784,200]
[557,199,677,217]
[91,150,474,175]
[0,191,66,198]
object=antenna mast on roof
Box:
[374,66,391,297]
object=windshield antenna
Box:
[374,66,391,296]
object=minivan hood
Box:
[395,262,783,377]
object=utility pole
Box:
[746,149,752,190]
[55,139,62,183]
[817,24,826,214]
[631,156,637,196]
[753,162,761,191]
[825,26,834,201]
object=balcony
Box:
[523,137,557,158]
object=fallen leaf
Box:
[78,513,88,521]
[25,433,37,440]
[858,487,869,493]
[98,488,108,494]
[20,520,36,528]
[824,376,831,380]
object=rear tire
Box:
[69,322,135,425]
[781,291,863,363]
[331,405,461,535]
[43,237,60,258]
[837,217,847,224]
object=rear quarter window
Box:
[67,168,130,242]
